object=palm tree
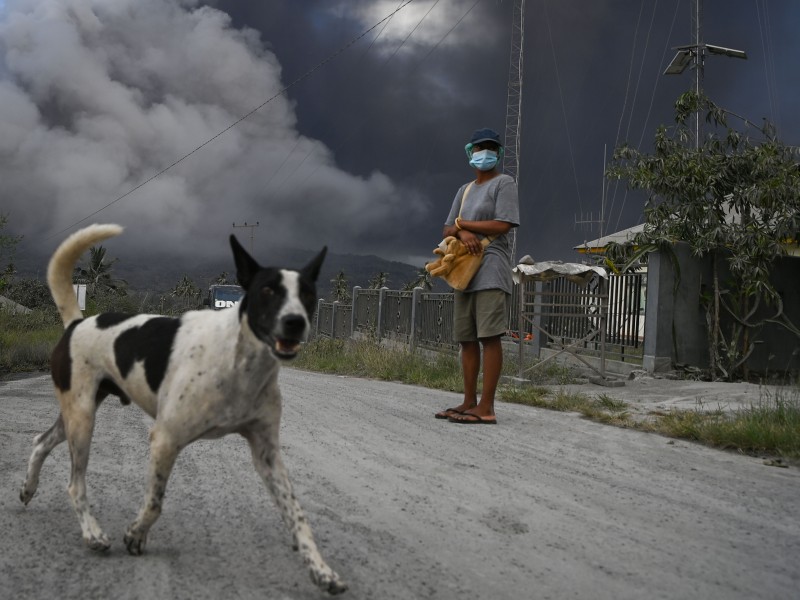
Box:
[403,268,433,291]
[171,275,201,310]
[368,271,389,290]
[330,270,351,303]
[213,271,231,285]
[73,245,126,296]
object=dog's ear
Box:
[230,235,261,288]
[302,247,327,282]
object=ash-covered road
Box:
[1,370,798,600]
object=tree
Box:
[403,268,433,291]
[368,271,388,290]
[0,214,22,293]
[74,245,127,297]
[607,91,800,380]
[3,278,52,310]
[330,270,350,303]
[213,271,231,285]
[171,275,199,297]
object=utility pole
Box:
[232,221,259,253]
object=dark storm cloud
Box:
[2,0,798,269]
[215,0,800,263]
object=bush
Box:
[0,308,62,373]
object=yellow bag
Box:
[425,236,491,291]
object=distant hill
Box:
[12,246,441,299]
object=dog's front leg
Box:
[243,424,347,595]
[124,425,180,555]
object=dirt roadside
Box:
[1,370,798,600]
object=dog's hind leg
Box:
[61,389,110,551]
[20,414,66,505]
[242,422,347,595]
[123,424,180,555]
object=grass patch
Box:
[502,379,800,460]
[644,392,800,459]
[0,309,62,373]
[294,337,465,392]
[500,386,633,427]
[521,361,577,386]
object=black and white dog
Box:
[20,224,346,594]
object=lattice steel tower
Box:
[503,0,525,262]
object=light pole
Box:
[664,0,746,148]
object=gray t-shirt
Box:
[445,173,520,293]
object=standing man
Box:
[435,128,520,424]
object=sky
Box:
[1,0,797,272]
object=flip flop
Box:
[448,412,497,425]
[435,407,467,420]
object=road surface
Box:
[1,370,798,599]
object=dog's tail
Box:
[47,224,124,328]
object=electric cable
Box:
[543,0,583,214]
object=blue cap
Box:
[468,128,502,146]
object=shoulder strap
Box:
[459,181,496,244]
[458,182,474,219]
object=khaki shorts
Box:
[453,289,508,342]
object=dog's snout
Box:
[281,314,306,339]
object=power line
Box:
[543,0,583,214]
[45,0,416,240]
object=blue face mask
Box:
[469,149,499,171]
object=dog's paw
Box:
[19,484,35,505]
[123,530,147,556]
[85,532,111,552]
[311,568,348,595]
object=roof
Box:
[513,256,607,285]
[574,224,645,254]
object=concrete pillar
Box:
[351,286,361,338]
[409,287,422,351]
[643,251,674,373]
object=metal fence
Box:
[314,273,645,364]
[316,286,458,352]
[315,300,353,340]
[534,272,646,364]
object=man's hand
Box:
[457,230,482,255]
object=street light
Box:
[663,0,747,148]
[663,43,747,76]
[664,41,747,148]
[705,44,747,59]
[664,49,694,75]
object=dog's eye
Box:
[261,287,274,299]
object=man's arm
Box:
[444,219,514,255]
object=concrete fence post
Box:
[331,301,339,339]
[351,286,361,340]
[376,287,388,340]
[315,298,323,337]
[409,287,422,351]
